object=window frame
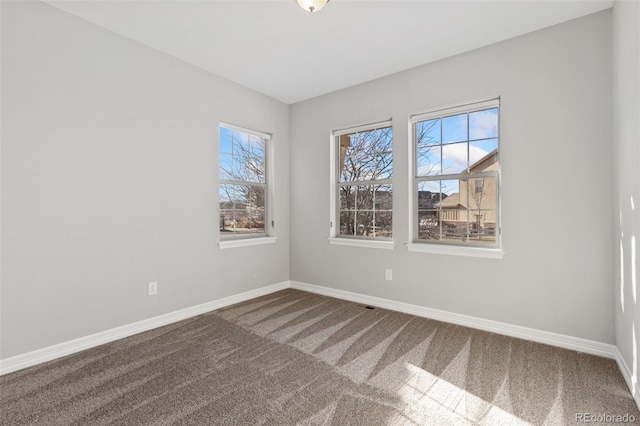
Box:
[329,119,395,250]
[218,122,275,248]
[408,98,503,257]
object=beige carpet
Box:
[1,289,638,425]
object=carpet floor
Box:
[1,289,638,425]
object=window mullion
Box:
[221,179,266,188]
[339,178,391,187]
[416,171,497,183]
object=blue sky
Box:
[219,126,265,184]
[417,108,498,194]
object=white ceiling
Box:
[48,0,613,104]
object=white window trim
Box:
[409,98,499,123]
[408,98,503,258]
[219,121,271,141]
[329,118,394,245]
[327,237,395,250]
[218,122,275,245]
[219,236,277,249]
[333,119,392,137]
[406,242,504,259]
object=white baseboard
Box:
[0,281,289,375]
[0,279,624,384]
[290,281,618,359]
[615,347,640,409]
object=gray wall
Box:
[1,1,290,359]
[613,0,640,390]
[290,11,614,343]
[0,1,623,362]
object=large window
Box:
[331,121,393,241]
[219,123,270,240]
[411,99,500,248]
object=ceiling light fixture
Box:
[296,0,329,13]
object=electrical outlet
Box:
[385,269,392,281]
[148,281,158,296]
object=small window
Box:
[219,123,270,239]
[331,121,393,241]
[411,99,500,249]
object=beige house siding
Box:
[436,150,498,235]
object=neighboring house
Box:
[434,149,499,236]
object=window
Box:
[330,120,393,245]
[219,123,270,240]
[411,99,500,249]
[475,179,484,193]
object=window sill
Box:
[219,237,277,249]
[406,243,504,259]
[327,237,395,250]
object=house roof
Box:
[435,148,498,208]
[469,149,499,173]
[437,192,465,208]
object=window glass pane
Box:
[469,139,498,171]
[219,152,234,180]
[356,185,374,210]
[219,183,236,233]
[375,151,393,179]
[437,179,466,243]
[375,184,392,238]
[356,211,374,236]
[417,181,443,241]
[339,126,392,182]
[220,183,241,208]
[417,180,469,242]
[247,185,265,210]
[220,184,242,235]
[469,108,498,140]
[339,211,355,236]
[246,135,266,182]
[221,128,265,183]
[375,211,393,238]
[242,156,265,183]
[418,210,440,240]
[372,127,393,153]
[225,155,245,181]
[248,210,265,234]
[239,139,265,183]
[219,184,265,236]
[375,184,393,210]
[231,129,249,154]
[340,153,375,182]
[339,185,355,211]
[442,113,467,144]
[417,181,443,208]
[416,146,441,176]
[245,185,265,235]
[466,176,497,244]
[416,119,441,146]
[248,134,264,147]
[338,185,393,238]
[442,142,468,174]
[219,127,233,154]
